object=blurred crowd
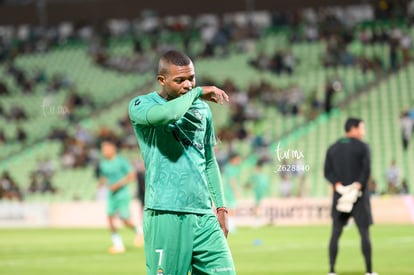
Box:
[1,1,414,201]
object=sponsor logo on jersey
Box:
[193,109,202,120]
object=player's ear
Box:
[157,75,166,86]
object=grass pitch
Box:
[0,225,413,275]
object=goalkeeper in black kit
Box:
[324,117,378,275]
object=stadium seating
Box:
[0,41,154,160]
[1,19,413,202]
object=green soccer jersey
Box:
[248,171,269,203]
[128,88,219,214]
[99,155,132,200]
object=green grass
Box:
[0,225,412,274]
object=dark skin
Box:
[157,60,230,237]
[157,61,229,104]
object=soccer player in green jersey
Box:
[223,152,242,232]
[129,50,236,274]
[98,138,144,254]
[247,158,270,218]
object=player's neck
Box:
[158,90,169,100]
[345,133,361,140]
[106,154,117,160]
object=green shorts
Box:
[144,210,236,275]
[107,197,131,219]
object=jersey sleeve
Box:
[357,143,371,186]
[121,157,133,175]
[128,95,154,125]
[129,87,203,126]
[204,104,224,207]
[324,146,338,185]
[205,144,225,208]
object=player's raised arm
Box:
[129,87,203,126]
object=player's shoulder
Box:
[348,138,370,153]
[129,92,158,109]
[193,98,213,116]
[116,154,129,162]
[350,137,368,146]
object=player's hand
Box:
[217,208,229,238]
[334,182,343,192]
[200,86,229,104]
[353,182,362,190]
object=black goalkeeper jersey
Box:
[324,137,373,226]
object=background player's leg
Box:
[329,222,345,273]
[119,200,143,247]
[357,226,373,273]
[108,215,125,253]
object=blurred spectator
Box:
[400,110,413,151]
[39,174,58,194]
[0,171,23,201]
[16,127,27,143]
[8,105,28,121]
[48,127,69,141]
[0,129,6,144]
[27,172,42,194]
[389,37,399,71]
[368,177,378,195]
[0,80,9,95]
[293,159,307,197]
[385,160,400,194]
[400,179,409,194]
[61,149,76,169]
[35,157,56,178]
[75,125,93,146]
[280,174,293,198]
[306,89,322,120]
[400,32,411,64]
[409,0,414,22]
[324,79,342,114]
[0,103,5,118]
[278,160,293,197]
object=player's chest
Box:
[100,160,122,176]
[174,106,208,133]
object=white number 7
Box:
[155,249,163,266]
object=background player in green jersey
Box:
[98,138,144,254]
[223,152,242,232]
[246,158,270,218]
[129,50,236,274]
